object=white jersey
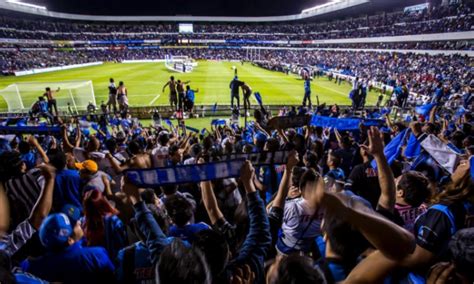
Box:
[151,145,169,168]
[352,80,360,91]
[280,197,322,250]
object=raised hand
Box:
[286,150,299,170]
[36,163,56,180]
[27,135,39,146]
[240,160,255,183]
[361,126,385,157]
[231,264,255,284]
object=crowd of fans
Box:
[0,76,473,283]
[0,2,471,41]
[1,47,471,100]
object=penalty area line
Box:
[149,94,161,105]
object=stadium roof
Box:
[12,0,333,17]
[0,0,430,22]
[0,0,366,22]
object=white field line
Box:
[149,94,161,105]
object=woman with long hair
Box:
[83,189,127,260]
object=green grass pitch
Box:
[0,61,380,111]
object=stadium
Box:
[0,0,473,283]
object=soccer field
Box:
[0,61,379,111]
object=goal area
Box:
[164,55,198,73]
[0,80,96,113]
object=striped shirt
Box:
[5,169,44,227]
[0,219,36,257]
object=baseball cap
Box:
[39,213,73,250]
[61,204,81,225]
[75,160,98,173]
[326,168,345,183]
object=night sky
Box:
[29,0,329,16]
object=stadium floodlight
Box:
[6,0,46,10]
[302,0,343,14]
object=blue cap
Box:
[326,168,345,181]
[61,204,81,225]
[39,213,73,250]
[254,132,267,143]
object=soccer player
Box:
[302,74,312,107]
[117,81,128,114]
[162,76,178,111]
[229,76,243,109]
[107,78,117,113]
[176,79,190,112]
[43,86,60,117]
[30,96,54,125]
[241,82,252,114]
[185,85,199,115]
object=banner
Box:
[0,126,61,135]
[268,115,311,130]
[310,115,384,130]
[124,150,290,187]
[420,134,460,174]
[125,159,245,187]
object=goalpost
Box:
[0,80,96,113]
[164,55,198,73]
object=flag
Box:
[415,103,436,116]
[164,119,173,128]
[419,134,460,174]
[91,123,99,131]
[185,126,199,133]
[404,133,421,159]
[380,107,391,115]
[254,92,263,106]
[211,119,226,126]
[212,102,218,113]
[371,128,410,169]
[124,151,290,187]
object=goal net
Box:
[164,55,198,73]
[0,80,95,113]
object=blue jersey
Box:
[21,242,115,284]
[53,169,82,210]
[115,242,155,284]
[186,90,196,102]
[39,101,48,113]
[304,79,311,93]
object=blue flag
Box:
[164,119,173,127]
[310,115,384,130]
[254,92,263,106]
[212,103,218,113]
[404,133,421,159]
[185,126,199,133]
[371,128,410,169]
[91,123,99,131]
[211,119,226,126]
[415,103,436,116]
